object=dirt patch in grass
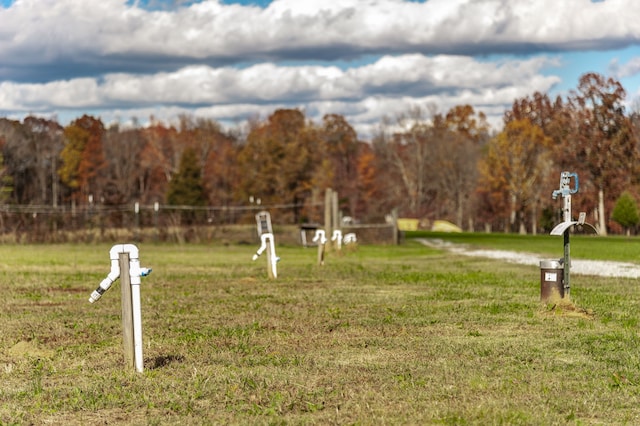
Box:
[539,296,595,319]
[7,340,55,359]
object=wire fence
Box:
[0,202,396,244]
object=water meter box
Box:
[540,259,564,302]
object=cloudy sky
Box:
[1,0,640,139]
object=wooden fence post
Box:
[119,252,136,371]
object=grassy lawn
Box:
[1,235,640,425]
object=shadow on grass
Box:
[148,354,185,369]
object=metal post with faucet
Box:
[549,171,596,298]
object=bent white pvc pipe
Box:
[252,234,268,261]
[344,233,357,244]
[123,244,144,373]
[252,233,279,278]
[312,229,327,245]
[89,244,141,303]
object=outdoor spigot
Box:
[552,171,579,199]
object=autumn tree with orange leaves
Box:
[59,115,106,203]
[0,72,638,237]
[319,114,361,218]
[500,74,640,235]
[478,119,553,233]
[561,73,638,235]
[236,109,321,223]
[138,123,180,204]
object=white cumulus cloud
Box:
[0,0,637,138]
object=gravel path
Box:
[416,238,640,278]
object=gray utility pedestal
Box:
[540,259,564,302]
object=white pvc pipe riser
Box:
[130,283,144,373]
[313,229,327,245]
[266,234,279,278]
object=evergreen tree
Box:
[612,191,640,236]
[0,152,13,204]
[166,148,206,223]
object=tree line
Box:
[0,71,639,238]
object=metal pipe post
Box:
[563,230,570,297]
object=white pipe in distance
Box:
[344,233,357,244]
[331,229,343,250]
[313,229,327,245]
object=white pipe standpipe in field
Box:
[252,233,279,278]
[331,229,343,251]
[343,233,357,245]
[88,244,151,373]
[313,229,328,265]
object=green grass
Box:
[1,237,640,425]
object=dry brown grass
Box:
[1,241,640,425]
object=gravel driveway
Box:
[417,238,640,278]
